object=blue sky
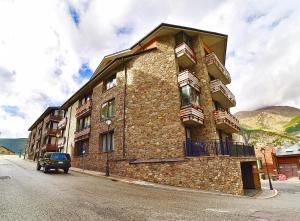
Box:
[0,0,300,137]
[68,5,80,27]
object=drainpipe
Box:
[65,105,72,154]
[122,59,127,158]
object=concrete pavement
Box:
[1,155,300,221]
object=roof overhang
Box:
[28,107,59,131]
[93,23,228,78]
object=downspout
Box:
[122,59,127,158]
[65,105,72,154]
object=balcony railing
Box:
[76,100,92,118]
[44,114,62,123]
[42,144,57,152]
[185,139,255,157]
[74,127,90,141]
[175,43,196,68]
[180,105,204,126]
[205,52,231,84]
[42,128,58,136]
[178,70,200,91]
[210,79,236,108]
[58,117,67,129]
[213,109,240,133]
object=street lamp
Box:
[105,118,112,176]
[260,147,273,190]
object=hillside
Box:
[0,138,27,154]
[235,106,300,147]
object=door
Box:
[279,164,298,177]
[241,162,255,189]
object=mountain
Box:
[235,106,300,147]
[0,138,27,154]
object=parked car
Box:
[37,152,71,173]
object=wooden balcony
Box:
[44,114,62,123]
[43,128,58,136]
[213,109,240,133]
[76,100,92,118]
[210,79,236,108]
[178,70,200,91]
[180,105,204,126]
[58,117,67,129]
[42,144,57,152]
[175,43,196,68]
[205,52,231,84]
[74,127,90,141]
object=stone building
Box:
[31,23,260,195]
[26,107,63,160]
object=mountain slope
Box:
[235,106,300,147]
[0,138,27,154]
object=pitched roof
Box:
[28,107,60,131]
[276,142,300,156]
[60,23,228,110]
[0,145,15,154]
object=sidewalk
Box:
[70,167,278,199]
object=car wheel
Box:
[64,168,69,174]
[36,164,41,171]
[43,165,48,173]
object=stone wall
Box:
[187,36,218,141]
[125,35,186,159]
[111,156,257,195]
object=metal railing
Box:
[185,139,255,157]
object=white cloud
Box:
[0,0,300,137]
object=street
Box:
[1,155,300,221]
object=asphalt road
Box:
[1,155,300,221]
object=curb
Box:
[69,167,278,199]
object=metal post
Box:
[263,151,273,190]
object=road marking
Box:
[205,208,230,213]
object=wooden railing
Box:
[213,109,240,131]
[74,127,91,140]
[175,43,196,62]
[210,79,236,105]
[44,114,62,123]
[76,100,92,118]
[205,52,231,84]
[178,70,200,91]
[180,105,204,125]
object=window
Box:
[48,122,58,129]
[77,115,91,131]
[79,94,91,106]
[175,31,193,49]
[104,74,116,91]
[75,140,89,156]
[101,131,114,152]
[47,137,56,145]
[50,153,67,160]
[181,85,200,107]
[101,99,115,120]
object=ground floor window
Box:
[74,139,89,156]
[100,131,114,152]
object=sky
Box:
[0,0,300,138]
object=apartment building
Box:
[27,107,63,160]
[31,24,260,195]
